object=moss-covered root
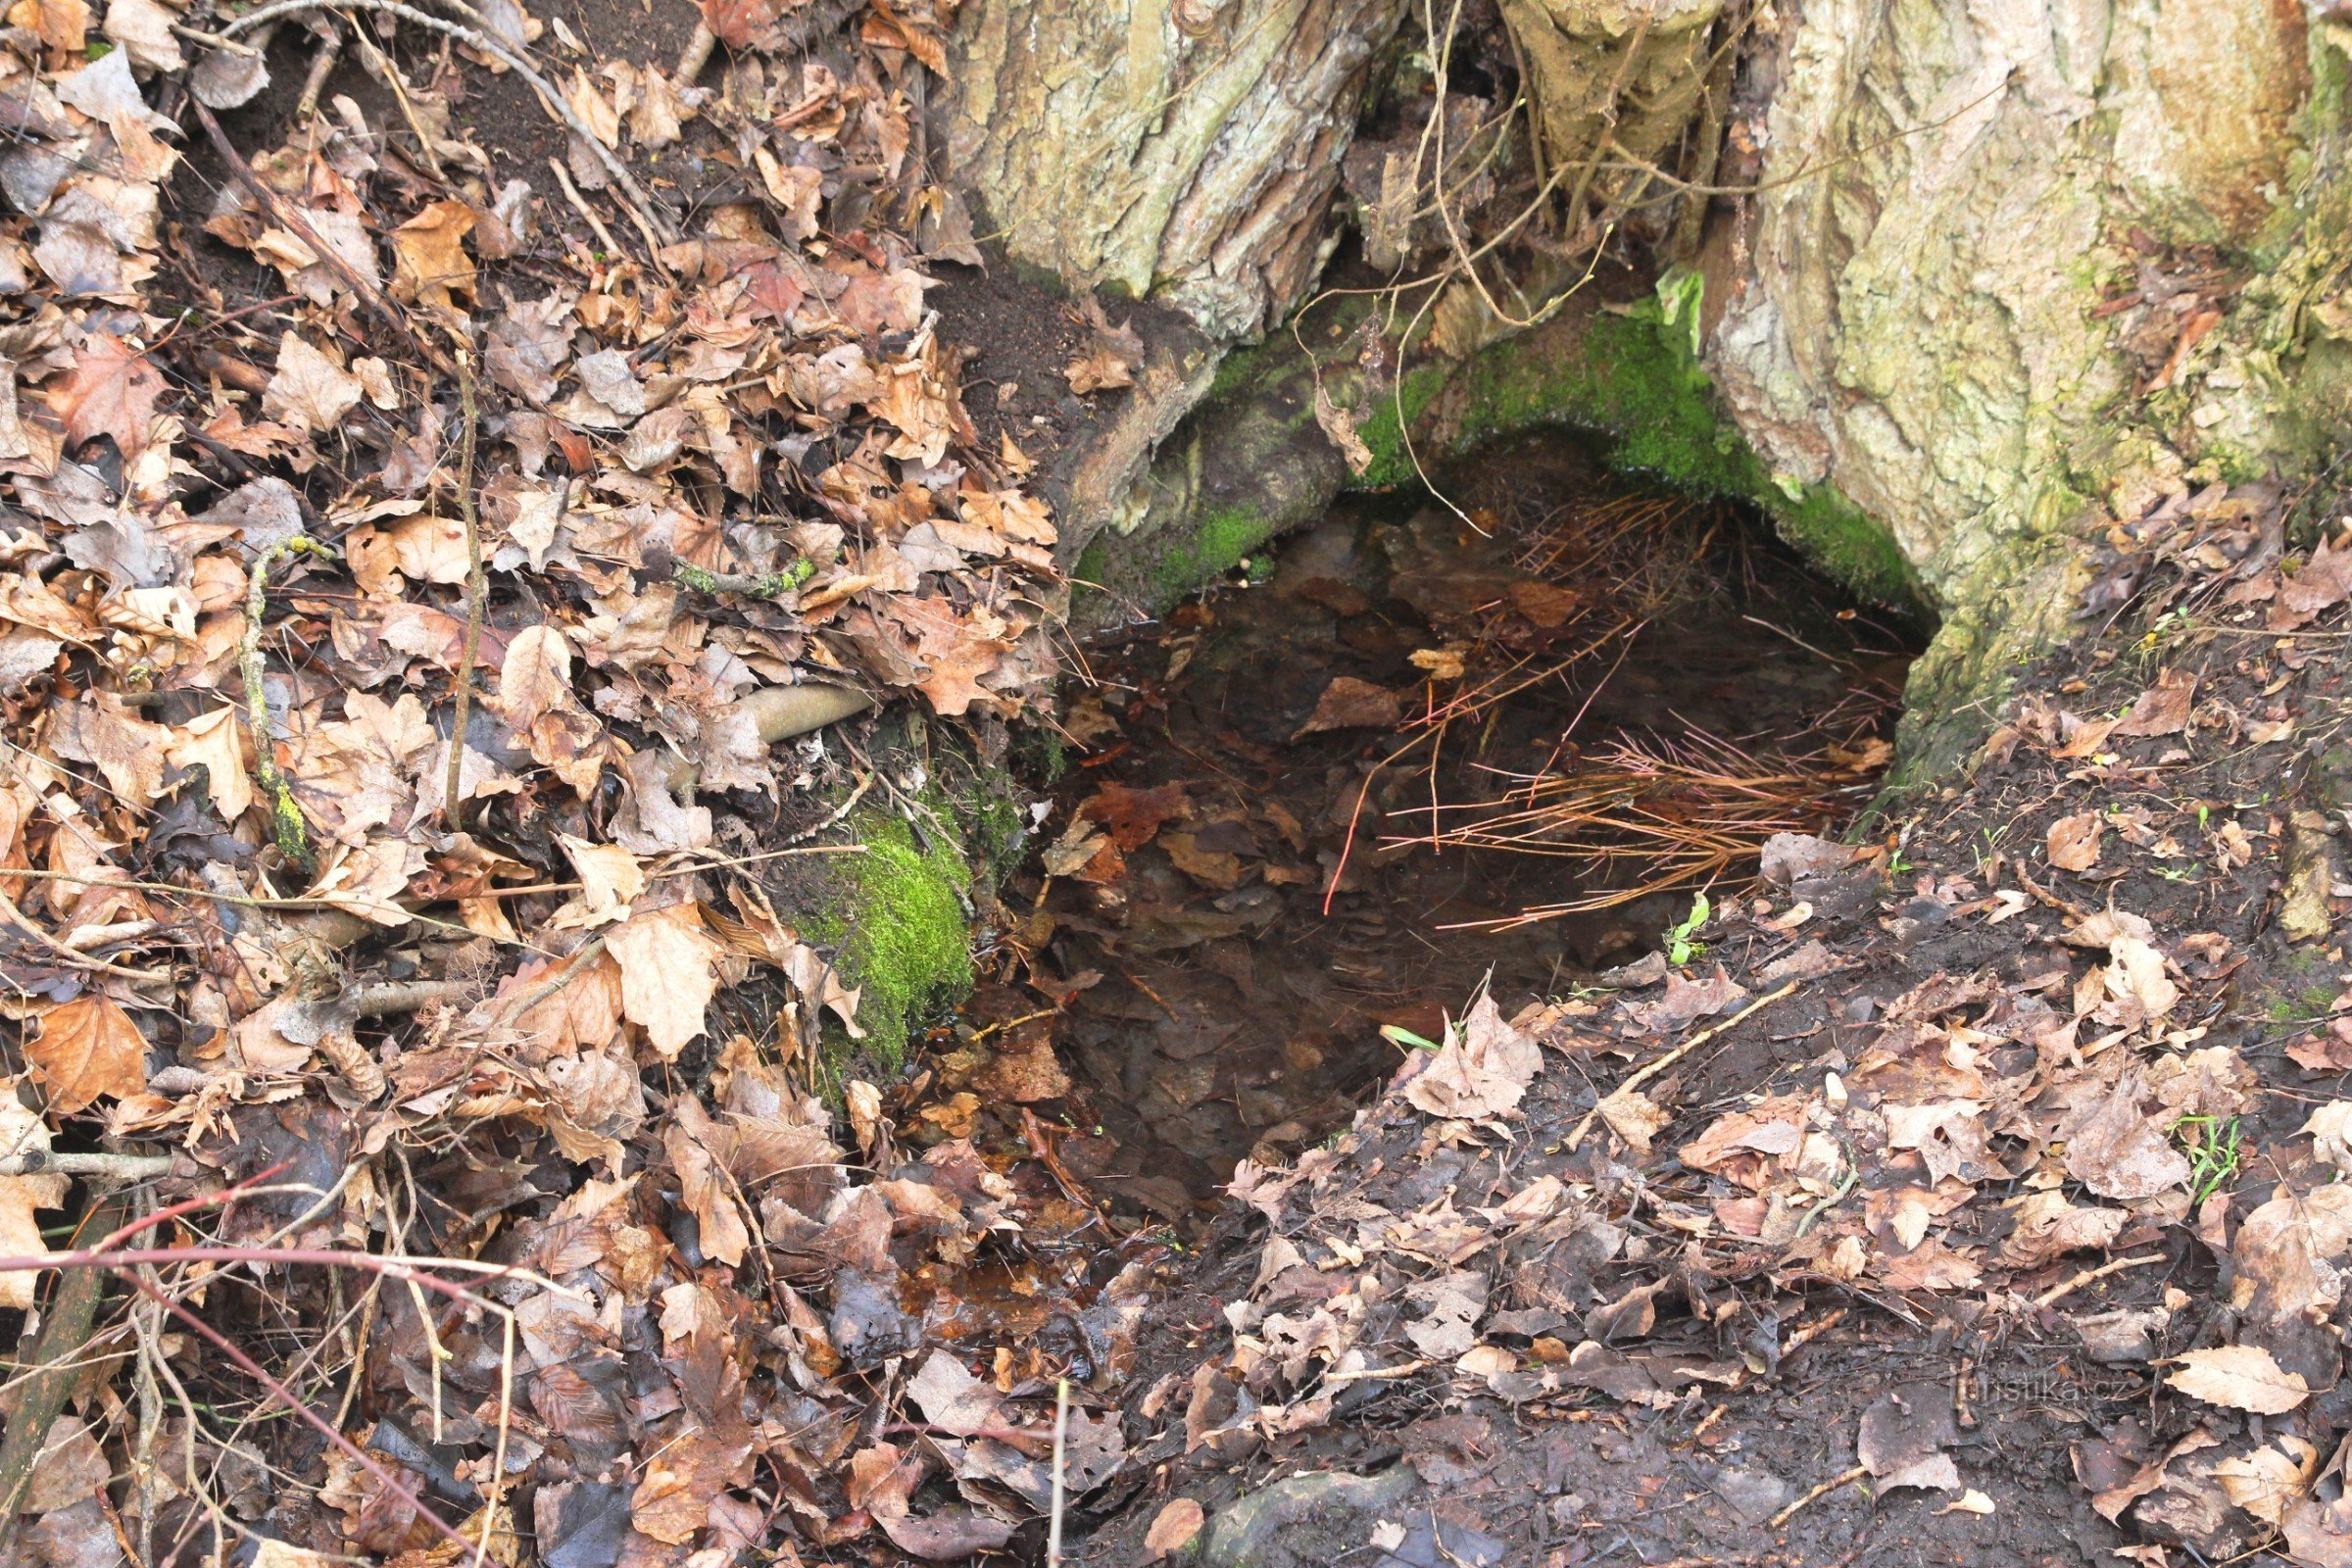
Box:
[1084,269,1929,625]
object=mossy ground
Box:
[821,808,974,1072]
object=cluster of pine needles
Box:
[1355,488,1895,927]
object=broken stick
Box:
[1565,980,1801,1152]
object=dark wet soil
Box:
[991,432,1913,1200]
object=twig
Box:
[547,155,623,258]
[191,99,458,378]
[124,1271,490,1558]
[0,1151,173,1179]
[0,1191,130,1513]
[1778,1307,1847,1359]
[240,535,337,865]
[1565,981,1801,1152]
[0,885,171,982]
[220,0,675,249]
[1769,1463,1867,1529]
[2033,1251,2167,1309]
[1047,1377,1070,1568]
[294,14,345,122]
[348,13,450,181]
[444,344,484,828]
[675,19,715,79]
[350,978,472,1015]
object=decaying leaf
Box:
[2165,1345,2311,1414]
[1403,994,1542,1122]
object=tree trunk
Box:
[946,0,1413,340]
[947,0,2352,769]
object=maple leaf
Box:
[27,994,147,1114]
[49,332,165,455]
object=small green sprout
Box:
[1665,892,1710,966]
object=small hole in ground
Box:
[953,430,1927,1212]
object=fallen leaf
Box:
[49,331,165,455]
[2165,1345,2311,1414]
[1146,1497,1205,1557]
[26,995,147,1114]
[167,705,254,820]
[1595,1086,1670,1153]
[264,332,364,432]
[2113,668,2196,737]
[1403,994,1542,1122]
[391,199,476,312]
[607,905,721,1058]
[1295,675,1402,736]
[0,1097,70,1309]
[2272,534,2352,630]
[2047,811,2103,872]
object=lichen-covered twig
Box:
[242,536,336,864]
[671,559,816,598]
[445,345,484,827]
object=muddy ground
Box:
[1056,486,2352,1568]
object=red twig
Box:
[122,1270,487,1558]
[93,1159,295,1251]
[0,1246,565,1304]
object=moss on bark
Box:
[1091,270,1927,624]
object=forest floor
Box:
[5,0,2352,1566]
[1058,478,2352,1568]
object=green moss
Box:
[824,809,974,1072]
[1147,504,1283,603]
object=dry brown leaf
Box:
[2166,1345,2310,1413]
[2046,811,2103,872]
[0,1097,69,1309]
[167,705,253,820]
[2113,668,2196,737]
[27,994,148,1114]
[608,905,721,1058]
[49,331,164,456]
[1295,675,1402,736]
[264,332,364,432]
[1145,1497,1205,1558]
[390,199,476,312]
[1403,993,1541,1122]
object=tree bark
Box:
[946,0,1414,340]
